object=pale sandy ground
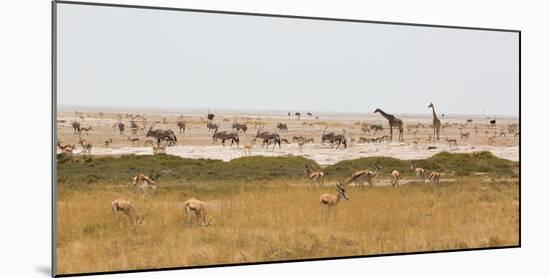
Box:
[56,107,519,165]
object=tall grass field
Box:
[55,152,519,275]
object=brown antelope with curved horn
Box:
[183,198,212,227]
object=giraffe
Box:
[374,108,403,141]
[428,103,441,141]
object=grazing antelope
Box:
[132,172,159,193]
[304,164,324,187]
[460,132,470,139]
[57,141,76,156]
[320,126,347,149]
[428,171,441,186]
[276,123,288,133]
[111,199,143,225]
[390,170,401,187]
[410,160,425,183]
[242,138,256,156]
[127,136,140,146]
[183,198,212,227]
[445,137,458,148]
[80,126,92,135]
[104,138,113,148]
[280,138,290,144]
[320,181,349,218]
[344,165,382,188]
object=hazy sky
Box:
[57,3,519,116]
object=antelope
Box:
[147,122,177,145]
[80,126,92,135]
[460,132,470,139]
[111,199,143,225]
[304,164,324,187]
[358,137,369,143]
[445,137,458,148]
[78,139,92,154]
[104,138,113,148]
[344,165,382,188]
[276,123,288,133]
[127,136,140,145]
[57,141,76,156]
[410,160,426,182]
[256,125,280,149]
[177,120,186,135]
[320,126,347,149]
[152,141,168,154]
[428,171,441,185]
[232,122,248,133]
[118,122,125,135]
[71,121,80,134]
[488,136,496,145]
[212,126,240,146]
[183,198,212,227]
[297,137,306,152]
[390,170,401,187]
[292,136,305,142]
[514,132,520,138]
[242,138,256,156]
[132,172,160,193]
[206,121,219,132]
[144,139,154,146]
[319,181,349,218]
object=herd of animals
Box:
[111,159,441,226]
[56,103,520,157]
[57,103,517,226]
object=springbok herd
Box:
[57,104,519,160]
[112,159,442,226]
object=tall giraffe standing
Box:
[428,102,441,140]
[374,108,403,141]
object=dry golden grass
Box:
[56,177,518,275]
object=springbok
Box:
[460,132,470,139]
[132,172,159,193]
[410,160,425,183]
[319,181,349,218]
[78,139,92,154]
[183,198,212,227]
[445,137,458,148]
[104,138,113,148]
[343,165,382,188]
[304,164,324,187]
[57,141,76,156]
[428,171,441,185]
[390,170,401,187]
[242,138,256,156]
[111,199,143,225]
[80,126,92,135]
[127,137,140,146]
